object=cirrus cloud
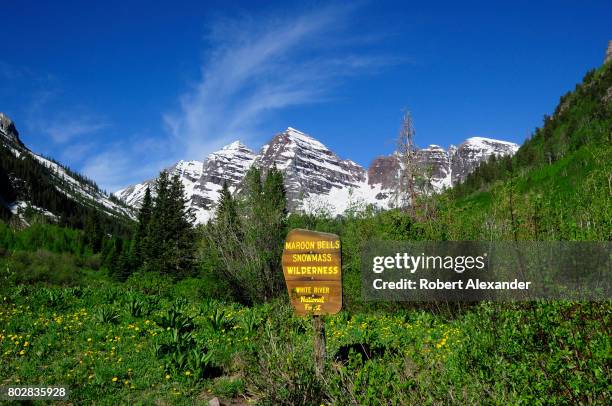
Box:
[85,3,400,191]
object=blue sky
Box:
[1,1,610,191]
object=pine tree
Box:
[144,171,196,277]
[103,236,122,277]
[145,171,171,273]
[209,181,245,300]
[167,173,196,277]
[259,166,287,300]
[216,181,240,230]
[242,167,264,249]
[130,187,152,268]
[263,166,287,218]
[115,241,133,281]
[83,210,103,253]
[209,166,288,303]
[243,167,263,205]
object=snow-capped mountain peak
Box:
[451,136,519,184]
[115,127,520,223]
[253,128,366,208]
[222,140,243,149]
[115,140,256,224]
[283,127,329,152]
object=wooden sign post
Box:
[282,229,342,377]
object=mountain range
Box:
[0,112,519,225]
[115,127,518,223]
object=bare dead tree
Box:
[396,110,418,214]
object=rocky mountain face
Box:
[192,141,256,220]
[115,127,519,223]
[0,113,24,148]
[252,127,366,210]
[115,141,256,223]
[450,137,519,183]
[366,138,518,204]
[0,112,134,223]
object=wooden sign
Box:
[282,229,342,315]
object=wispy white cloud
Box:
[83,3,399,191]
[161,3,396,161]
[45,116,108,143]
[80,137,175,193]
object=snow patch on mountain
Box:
[10,200,59,223]
[29,153,133,217]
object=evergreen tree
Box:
[130,187,152,269]
[243,166,263,205]
[209,181,244,299]
[145,171,171,273]
[83,210,103,253]
[205,167,288,303]
[216,181,240,230]
[263,166,287,217]
[242,167,264,243]
[259,166,287,299]
[115,242,133,282]
[144,171,196,277]
[167,173,196,276]
[103,236,122,276]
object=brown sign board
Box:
[282,229,342,315]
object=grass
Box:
[0,266,609,405]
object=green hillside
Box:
[439,62,611,241]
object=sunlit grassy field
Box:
[1,267,609,405]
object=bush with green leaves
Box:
[95,305,120,324]
[126,296,147,318]
[157,307,195,333]
[207,308,233,332]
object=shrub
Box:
[157,307,194,333]
[126,296,147,318]
[125,271,174,296]
[95,306,120,324]
[8,249,82,286]
[244,322,325,405]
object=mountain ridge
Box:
[115,127,519,222]
[0,112,135,228]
